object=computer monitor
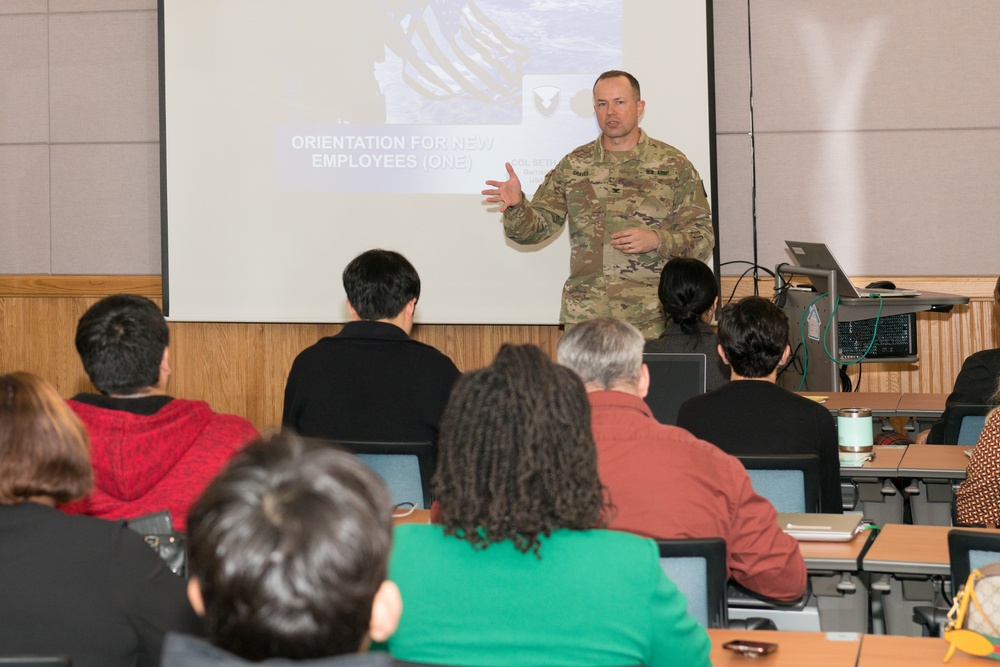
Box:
[642,352,708,425]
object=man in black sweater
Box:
[283,249,461,444]
[677,296,843,513]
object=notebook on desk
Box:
[784,241,920,298]
[777,512,864,542]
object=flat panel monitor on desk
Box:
[642,353,707,426]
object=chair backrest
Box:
[737,455,821,514]
[0,658,71,666]
[642,352,707,426]
[656,537,728,629]
[942,405,992,445]
[948,529,1000,588]
[334,441,435,509]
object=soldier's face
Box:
[593,76,644,141]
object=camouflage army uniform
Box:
[503,129,714,337]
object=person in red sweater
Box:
[61,294,257,531]
[557,316,807,602]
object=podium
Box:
[774,265,969,393]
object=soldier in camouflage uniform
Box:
[483,70,714,337]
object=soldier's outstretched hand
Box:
[482,162,523,212]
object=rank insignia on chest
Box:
[610,187,622,195]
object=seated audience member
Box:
[955,378,1000,526]
[283,249,461,443]
[644,257,730,391]
[0,372,201,667]
[386,344,710,667]
[919,275,1000,443]
[63,295,258,531]
[161,432,400,666]
[558,317,806,601]
[677,296,843,513]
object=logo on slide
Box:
[533,86,561,118]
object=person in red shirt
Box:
[62,294,257,531]
[557,316,807,602]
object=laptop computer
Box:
[642,352,707,426]
[784,241,920,298]
[777,512,864,542]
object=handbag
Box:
[124,510,188,579]
[943,562,1000,661]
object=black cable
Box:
[746,0,759,292]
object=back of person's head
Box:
[557,317,644,390]
[186,432,397,660]
[717,296,789,379]
[343,249,420,320]
[433,344,606,555]
[75,294,169,395]
[0,372,92,505]
[658,257,718,334]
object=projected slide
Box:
[272,2,620,194]
[161,0,712,323]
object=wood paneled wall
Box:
[1,275,996,432]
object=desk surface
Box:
[898,444,972,479]
[897,392,949,418]
[798,526,874,572]
[863,524,1000,576]
[708,629,861,666]
[392,508,431,526]
[841,444,909,479]
[798,392,949,419]
[857,633,987,665]
[801,392,901,416]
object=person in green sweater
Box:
[386,344,710,667]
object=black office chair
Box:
[656,537,729,629]
[941,405,992,445]
[334,440,435,508]
[913,529,1000,636]
[0,658,71,666]
[657,537,778,632]
[737,455,822,514]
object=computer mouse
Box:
[865,280,896,290]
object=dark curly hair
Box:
[432,344,608,556]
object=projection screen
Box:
[160,0,716,323]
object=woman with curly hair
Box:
[385,344,709,666]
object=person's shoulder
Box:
[205,409,258,436]
[569,527,658,555]
[397,339,460,375]
[640,133,689,158]
[392,523,446,548]
[966,347,1000,367]
[168,398,258,438]
[563,137,600,163]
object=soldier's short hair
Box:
[557,317,644,389]
[343,249,421,321]
[593,70,641,100]
[717,297,789,379]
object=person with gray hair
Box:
[557,317,806,602]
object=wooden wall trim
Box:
[0,276,161,298]
[1,274,993,302]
